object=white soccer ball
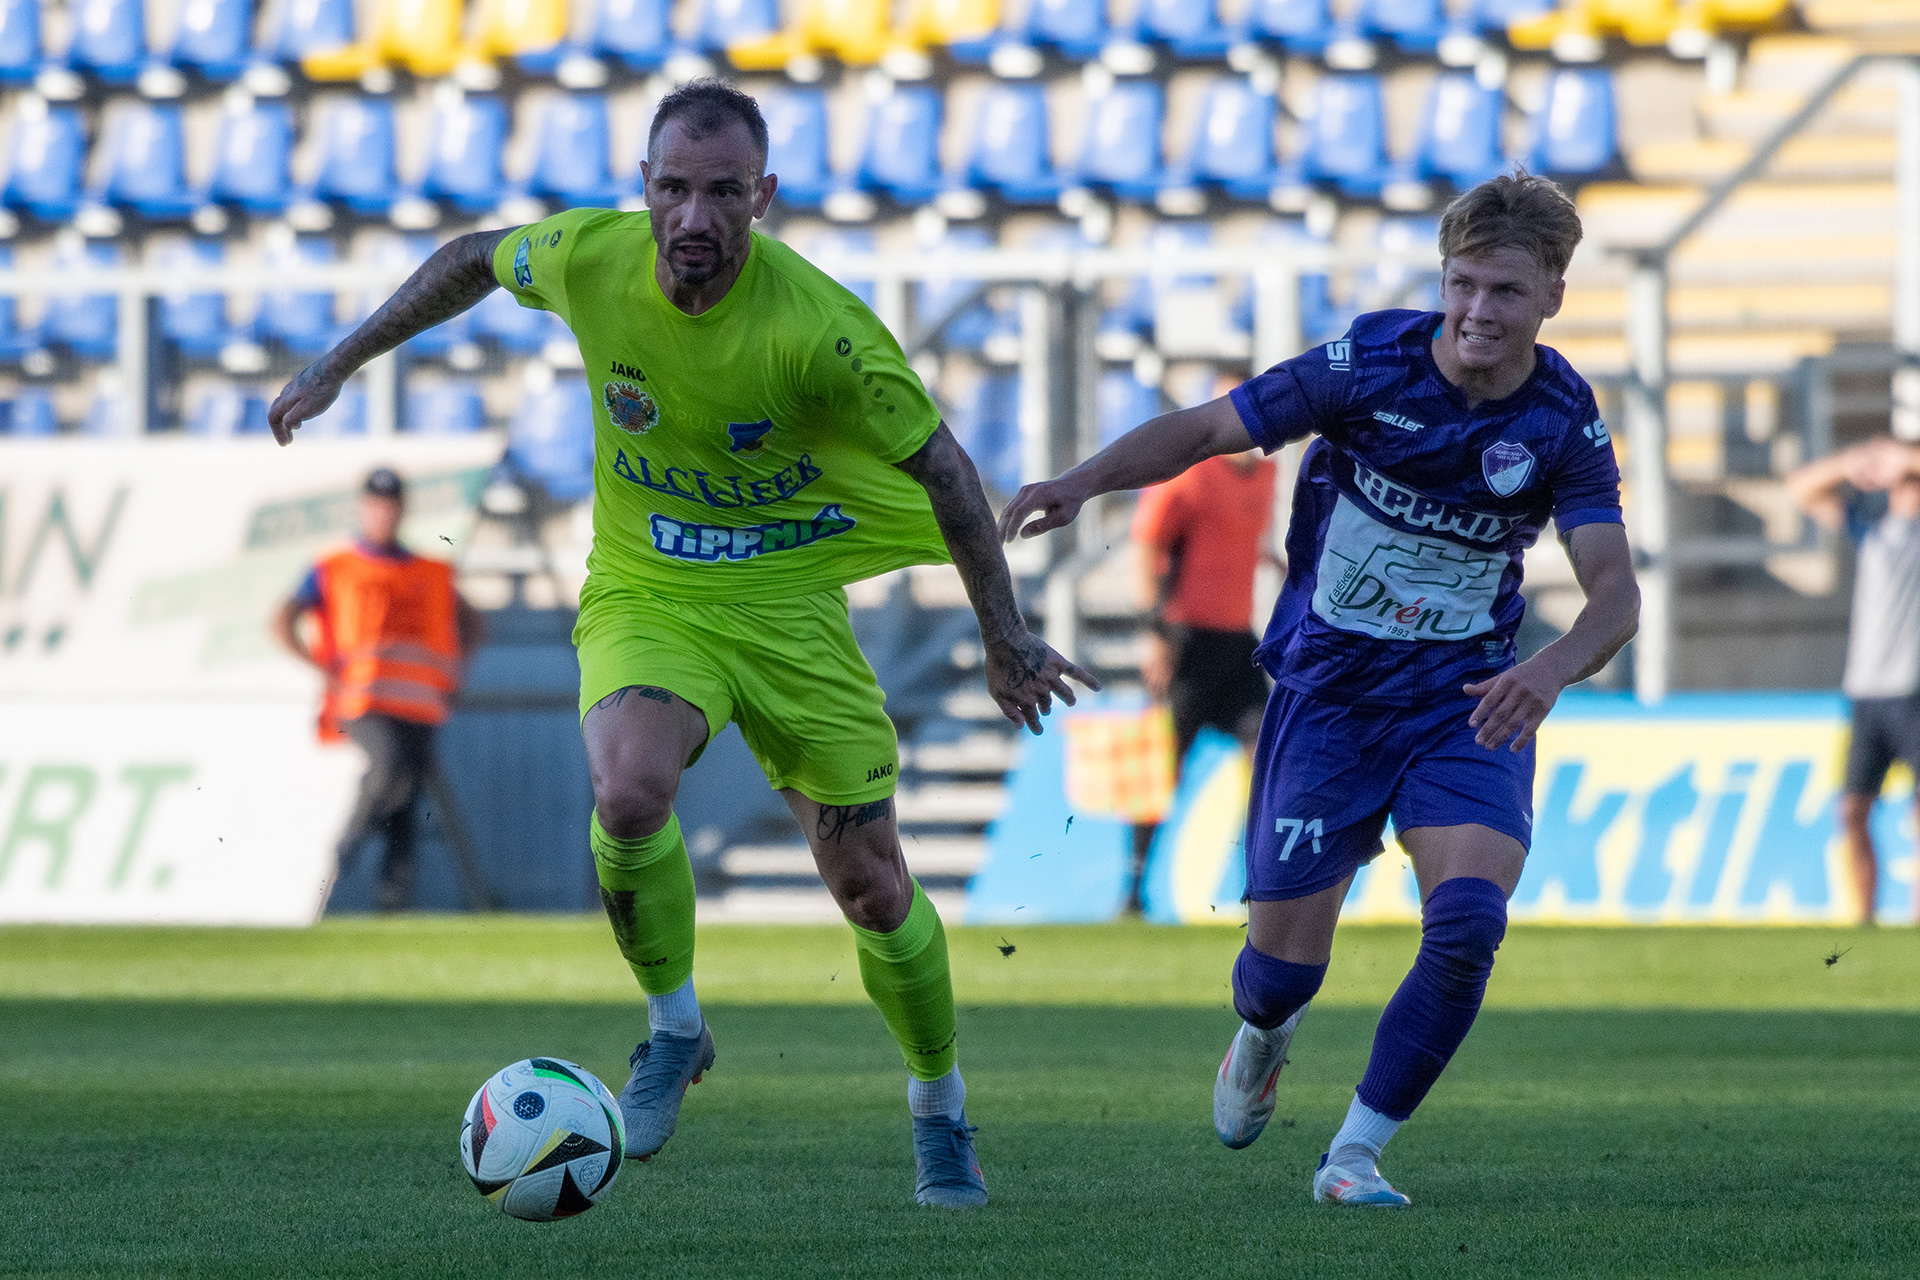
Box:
[459,1057,626,1221]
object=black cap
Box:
[362,468,404,499]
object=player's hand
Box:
[986,628,1102,734]
[998,477,1089,542]
[267,360,344,447]
[1463,659,1562,752]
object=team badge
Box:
[1481,441,1535,497]
[603,380,658,434]
[512,236,532,288]
[727,419,774,453]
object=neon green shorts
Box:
[574,579,899,806]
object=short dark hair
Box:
[647,78,769,176]
[1437,168,1584,279]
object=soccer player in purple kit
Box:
[1000,172,1640,1206]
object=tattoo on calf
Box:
[593,685,675,712]
[815,799,893,843]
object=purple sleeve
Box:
[1228,339,1351,453]
[289,567,322,610]
[1549,406,1624,531]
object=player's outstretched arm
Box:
[898,424,1102,734]
[267,227,520,446]
[1464,522,1639,751]
[997,395,1255,542]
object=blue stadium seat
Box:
[1169,76,1276,201]
[3,103,86,221]
[589,0,673,70]
[1097,369,1160,449]
[690,0,778,51]
[267,0,356,62]
[952,371,1021,495]
[913,225,997,351]
[1129,0,1234,58]
[1359,0,1445,53]
[763,89,833,210]
[0,0,39,85]
[208,98,293,214]
[1302,73,1389,198]
[68,0,145,84]
[93,102,199,220]
[1239,0,1336,54]
[1074,80,1164,202]
[1416,71,1504,188]
[172,0,254,80]
[1102,220,1209,346]
[1462,0,1552,30]
[5,387,61,434]
[956,83,1059,205]
[155,239,234,359]
[473,286,559,354]
[858,86,943,206]
[185,384,270,436]
[1362,215,1440,312]
[1230,220,1346,346]
[255,234,343,356]
[1527,67,1617,178]
[0,244,35,361]
[1026,0,1106,57]
[421,93,508,214]
[526,93,624,206]
[312,96,399,216]
[302,382,366,436]
[792,227,876,308]
[42,238,121,359]
[405,381,487,433]
[508,372,595,501]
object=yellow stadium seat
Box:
[900,0,998,45]
[729,0,893,67]
[303,0,467,79]
[468,0,567,59]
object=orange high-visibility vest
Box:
[311,546,463,731]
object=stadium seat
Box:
[583,0,672,71]
[405,381,488,433]
[0,244,36,362]
[1128,0,1235,58]
[763,89,834,210]
[267,0,357,63]
[689,0,779,53]
[1360,0,1447,52]
[171,0,255,81]
[912,225,999,351]
[729,0,894,68]
[66,0,145,85]
[790,227,877,308]
[1097,369,1160,448]
[1461,0,1553,29]
[0,0,40,85]
[508,369,595,501]
[1073,80,1165,202]
[1239,0,1338,54]
[254,233,343,356]
[521,93,625,207]
[208,96,293,215]
[302,0,464,80]
[1527,67,1618,179]
[1415,70,1505,188]
[1165,76,1277,203]
[3,101,87,222]
[310,96,399,216]
[1302,72,1390,197]
[468,0,570,70]
[185,383,271,435]
[952,370,1021,494]
[5,387,61,434]
[1230,219,1346,346]
[858,85,943,206]
[91,102,199,221]
[900,0,999,50]
[1025,0,1107,57]
[154,239,235,359]
[419,91,508,214]
[951,83,1060,206]
[41,237,121,359]
[473,285,560,353]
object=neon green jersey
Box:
[492,210,950,602]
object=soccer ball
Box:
[459,1057,626,1221]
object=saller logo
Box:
[1371,410,1424,433]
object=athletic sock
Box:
[1328,1094,1403,1177]
[907,1066,966,1120]
[590,809,698,997]
[849,880,959,1083]
[646,976,703,1040]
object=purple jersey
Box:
[1230,309,1623,707]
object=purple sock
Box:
[1232,943,1327,1030]
[1355,876,1508,1122]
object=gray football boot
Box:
[616,1022,715,1160]
[912,1111,988,1208]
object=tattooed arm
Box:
[267,227,520,445]
[1464,522,1639,752]
[896,424,1102,734]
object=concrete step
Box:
[905,733,1021,775]
[895,782,1008,826]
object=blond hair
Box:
[1437,169,1584,279]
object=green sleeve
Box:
[804,301,944,465]
[491,209,598,324]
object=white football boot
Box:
[1212,1006,1306,1150]
[1312,1152,1413,1207]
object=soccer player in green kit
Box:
[267,79,1095,1209]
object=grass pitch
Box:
[3,921,1917,1279]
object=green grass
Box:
[4,922,1917,1279]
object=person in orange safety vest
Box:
[273,467,485,910]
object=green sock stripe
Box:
[591,810,683,889]
[849,881,938,963]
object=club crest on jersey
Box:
[1482,442,1535,497]
[727,419,774,453]
[512,237,532,288]
[604,380,658,434]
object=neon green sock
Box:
[850,881,958,1082]
[591,810,696,996]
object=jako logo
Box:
[1326,340,1352,371]
[1372,410,1424,433]
[866,763,895,783]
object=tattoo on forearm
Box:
[592,685,674,712]
[327,229,513,376]
[898,427,1027,644]
[816,799,893,843]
